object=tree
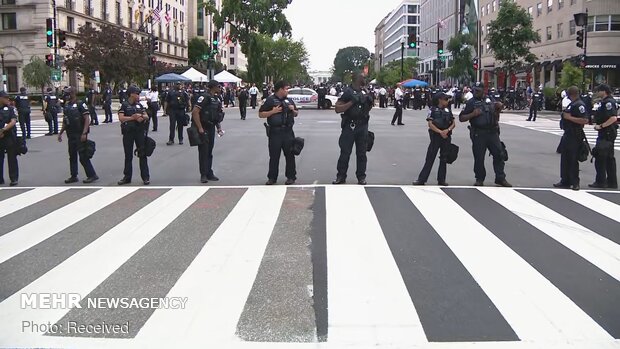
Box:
[331,46,371,82]
[188,37,211,65]
[445,33,476,84]
[22,56,51,96]
[376,57,419,87]
[244,34,309,84]
[65,24,152,87]
[559,61,583,91]
[487,0,540,90]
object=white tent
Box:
[181,67,209,82]
[214,70,242,83]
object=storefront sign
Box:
[585,64,617,69]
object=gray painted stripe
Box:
[444,188,620,339]
[311,186,327,342]
[0,189,168,302]
[518,190,620,245]
[589,191,620,206]
[366,187,518,342]
[0,188,32,203]
[0,189,98,237]
[236,188,317,342]
[50,188,246,338]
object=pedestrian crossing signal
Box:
[212,31,219,53]
[57,30,67,48]
[437,39,444,55]
[45,53,54,67]
[407,33,417,48]
[46,18,54,48]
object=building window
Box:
[229,46,234,54]
[229,57,234,66]
[595,15,609,31]
[569,19,576,34]
[6,66,17,93]
[197,6,204,36]
[1,0,16,4]
[546,26,552,40]
[174,46,177,56]
[128,6,133,28]
[167,44,170,54]
[67,16,75,32]
[1,13,16,30]
[492,0,497,12]
[547,0,552,13]
[85,21,92,28]
[537,3,542,16]
[65,0,73,10]
[486,4,490,15]
[558,0,564,9]
[557,23,563,38]
[181,48,184,57]
[408,15,417,24]
[116,1,121,25]
[527,6,533,16]
[570,0,576,4]
[536,28,541,40]
[102,0,109,21]
[611,15,620,31]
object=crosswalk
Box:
[26,113,120,139]
[501,114,620,151]
[0,185,618,349]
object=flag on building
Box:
[151,7,161,23]
[134,9,141,21]
[165,11,171,25]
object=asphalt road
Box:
[14,105,615,189]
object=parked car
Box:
[139,89,150,108]
[287,87,338,109]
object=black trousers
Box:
[594,130,617,187]
[239,100,247,119]
[337,121,368,180]
[470,129,506,182]
[47,109,59,133]
[122,126,149,181]
[560,133,581,186]
[198,123,216,177]
[18,111,31,138]
[67,134,96,178]
[454,99,461,109]
[379,95,387,108]
[89,105,98,125]
[250,95,257,109]
[168,110,185,142]
[268,127,296,181]
[528,106,538,121]
[391,100,403,124]
[403,96,409,110]
[417,131,451,183]
[104,103,113,122]
[318,95,325,109]
[148,102,159,131]
[0,135,18,182]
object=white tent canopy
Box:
[213,70,242,83]
[181,67,209,82]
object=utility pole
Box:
[400,39,405,82]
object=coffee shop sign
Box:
[585,64,618,69]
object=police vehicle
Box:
[139,89,151,108]
[287,87,338,109]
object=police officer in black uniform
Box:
[44,87,59,135]
[259,80,299,185]
[86,88,98,125]
[102,84,113,123]
[118,86,128,104]
[333,72,373,185]
[0,91,19,186]
[165,83,189,145]
[57,88,98,184]
[413,92,455,186]
[527,88,542,121]
[191,80,224,184]
[117,86,150,185]
[506,87,516,110]
[589,84,618,189]
[459,82,512,187]
[581,91,593,120]
[317,83,327,110]
[14,87,31,139]
[553,86,588,191]
[238,85,249,120]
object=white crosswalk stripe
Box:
[0,185,618,349]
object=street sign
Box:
[51,69,62,82]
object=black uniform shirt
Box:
[259,94,296,127]
[86,90,95,106]
[338,86,369,121]
[118,101,146,128]
[0,105,17,129]
[14,94,30,112]
[427,107,454,130]
[594,96,618,127]
[45,94,59,111]
[167,90,189,110]
[196,93,224,124]
[461,96,495,129]
[564,99,587,132]
[63,101,89,134]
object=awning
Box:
[583,55,620,69]
[154,73,191,83]
[552,59,563,69]
[541,61,551,66]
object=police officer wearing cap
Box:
[589,84,618,189]
[333,72,373,185]
[0,91,19,185]
[102,84,113,123]
[14,87,31,139]
[259,80,298,185]
[191,80,224,184]
[117,86,150,185]
[459,81,512,187]
[86,87,98,125]
[413,92,455,186]
[238,85,249,120]
[44,87,59,135]
[165,83,190,145]
[527,88,542,121]
[554,86,588,191]
[57,88,98,184]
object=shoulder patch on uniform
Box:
[485,98,491,103]
[579,105,586,113]
[2,107,7,111]
[197,96,204,104]
[82,103,87,109]
[606,102,613,110]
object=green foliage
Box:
[331,46,371,82]
[22,56,51,93]
[445,33,475,83]
[376,57,419,87]
[188,37,211,65]
[245,34,309,84]
[487,0,540,89]
[559,62,583,91]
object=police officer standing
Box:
[14,87,31,139]
[146,86,159,132]
[165,83,189,145]
[391,83,404,125]
[527,88,542,121]
[459,82,512,187]
[102,84,113,123]
[317,83,327,110]
[86,87,98,125]
[191,80,223,183]
[57,88,98,184]
[118,86,128,104]
[553,86,588,191]
[249,83,259,109]
[44,87,59,135]
[589,84,618,189]
[117,86,150,185]
[333,72,372,185]
[0,91,19,186]
[413,92,455,186]
[259,80,298,185]
[238,85,249,120]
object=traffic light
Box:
[212,31,219,53]
[151,36,159,52]
[57,30,67,48]
[46,18,54,48]
[149,56,156,66]
[473,57,479,70]
[576,29,584,48]
[437,39,444,55]
[45,53,54,67]
[407,33,416,48]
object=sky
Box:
[283,0,403,72]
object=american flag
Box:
[164,11,171,25]
[151,7,161,23]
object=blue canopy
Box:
[401,79,429,88]
[155,73,191,83]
